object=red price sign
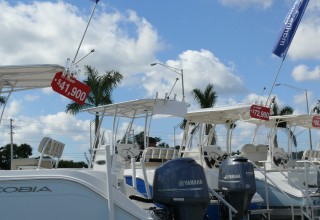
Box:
[312,116,320,128]
[51,72,91,105]
[250,105,270,121]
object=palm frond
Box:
[65,65,123,116]
[279,106,294,115]
[0,96,6,104]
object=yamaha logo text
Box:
[178,179,203,187]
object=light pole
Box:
[275,83,313,149]
[150,62,185,101]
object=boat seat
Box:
[11,137,65,170]
[307,150,320,162]
[273,147,289,167]
[115,143,141,162]
[302,149,311,160]
[241,144,268,163]
[310,150,317,161]
[202,145,225,168]
[38,137,65,169]
[301,149,320,162]
[142,147,178,162]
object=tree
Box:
[312,100,320,114]
[66,65,123,144]
[0,96,5,104]
[134,131,161,150]
[270,96,295,148]
[58,160,88,168]
[158,142,170,148]
[0,143,32,170]
[191,84,218,144]
[192,84,217,109]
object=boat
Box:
[0,66,212,220]
[179,103,269,219]
[244,113,320,219]
[84,95,271,219]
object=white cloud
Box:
[145,49,245,104]
[0,1,163,77]
[42,87,54,95]
[24,94,39,102]
[0,1,246,105]
[218,0,273,9]
[39,112,90,141]
[288,3,320,60]
[291,65,320,81]
[4,99,22,118]
[0,111,91,160]
[241,93,267,106]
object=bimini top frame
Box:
[181,103,254,156]
[0,64,64,123]
[82,95,189,165]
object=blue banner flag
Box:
[272,0,309,58]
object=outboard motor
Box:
[218,156,256,220]
[153,158,210,220]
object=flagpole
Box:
[265,57,285,106]
[267,0,310,106]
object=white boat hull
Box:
[0,169,153,220]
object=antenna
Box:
[256,87,266,104]
[167,78,179,99]
[74,49,95,65]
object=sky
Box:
[1,0,320,161]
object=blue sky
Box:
[1,0,320,161]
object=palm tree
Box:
[269,96,296,148]
[66,65,123,141]
[0,96,5,104]
[312,100,320,114]
[191,84,218,144]
[192,84,217,109]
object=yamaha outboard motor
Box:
[218,156,256,220]
[153,158,210,220]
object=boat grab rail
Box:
[140,159,151,199]
[209,188,237,220]
[272,162,315,219]
[296,159,320,191]
[296,160,320,218]
[249,160,294,220]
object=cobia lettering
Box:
[0,186,51,193]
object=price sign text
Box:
[250,105,270,121]
[51,72,91,105]
[312,116,320,128]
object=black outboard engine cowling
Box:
[218,156,256,220]
[153,158,210,220]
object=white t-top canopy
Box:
[0,64,64,93]
[0,64,65,123]
[83,98,188,118]
[245,114,319,130]
[185,104,253,124]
